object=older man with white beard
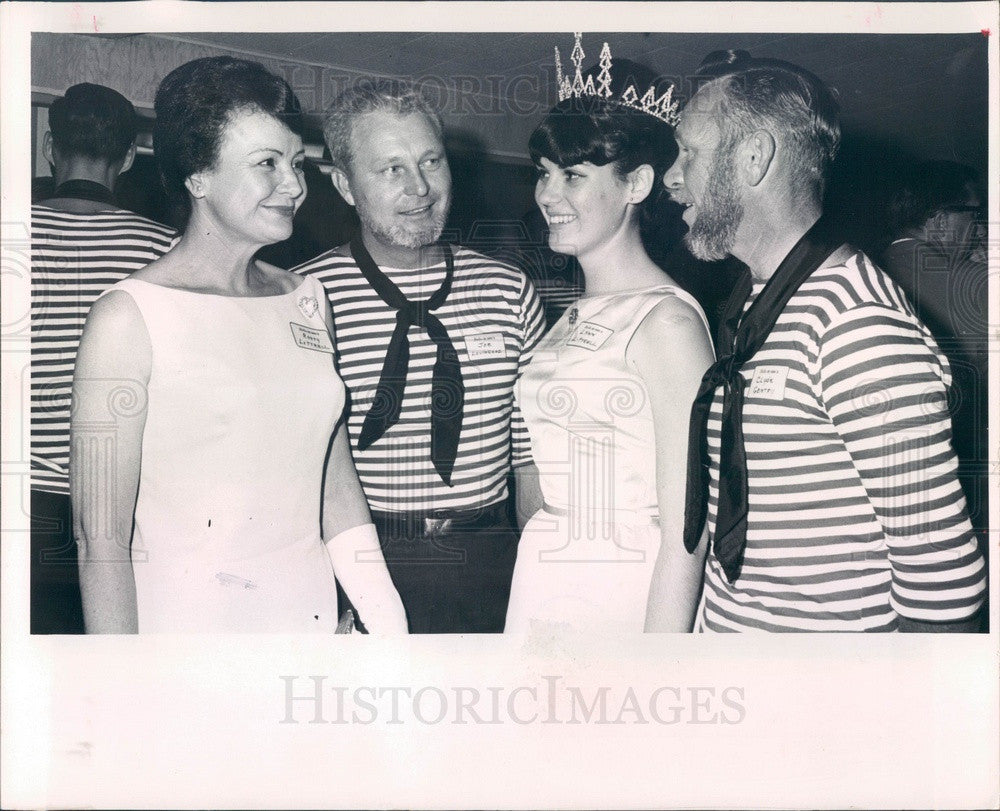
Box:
[644,56,986,633]
[296,79,544,634]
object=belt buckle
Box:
[424,517,453,537]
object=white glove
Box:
[325,523,408,634]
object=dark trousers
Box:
[338,504,519,634]
[30,489,85,634]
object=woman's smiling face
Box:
[534,156,636,260]
[192,107,306,247]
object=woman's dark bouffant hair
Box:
[529,59,679,243]
[153,56,303,207]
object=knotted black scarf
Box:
[351,235,464,486]
[683,216,843,583]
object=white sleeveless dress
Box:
[506,284,711,633]
[101,275,343,632]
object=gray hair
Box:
[322,78,444,172]
[704,59,841,202]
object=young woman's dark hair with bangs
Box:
[529,59,682,253]
[154,56,304,221]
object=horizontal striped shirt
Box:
[30,205,178,494]
[295,245,544,512]
[698,252,986,632]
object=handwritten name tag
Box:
[465,332,506,361]
[566,321,614,351]
[748,365,788,400]
[290,322,335,354]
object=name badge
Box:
[290,322,335,354]
[748,365,788,400]
[465,332,506,361]
[567,321,614,351]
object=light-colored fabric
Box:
[30,205,177,493]
[698,252,986,632]
[101,275,342,632]
[295,246,545,512]
[506,284,711,632]
[506,510,663,633]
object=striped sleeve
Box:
[31,207,178,494]
[818,302,986,622]
[511,274,545,468]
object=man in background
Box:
[882,160,987,364]
[296,79,544,633]
[881,159,990,551]
[31,82,176,633]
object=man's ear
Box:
[330,168,355,206]
[184,171,208,199]
[742,129,776,187]
[626,164,655,205]
[117,143,136,175]
[42,131,55,166]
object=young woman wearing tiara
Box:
[505,38,713,633]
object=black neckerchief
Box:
[51,179,118,207]
[349,235,464,486]
[684,216,844,583]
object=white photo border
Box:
[2,3,997,809]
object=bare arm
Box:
[70,291,150,633]
[318,300,407,633]
[514,462,544,531]
[320,419,373,539]
[629,297,715,632]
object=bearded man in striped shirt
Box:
[296,79,544,634]
[652,55,986,632]
[31,83,177,633]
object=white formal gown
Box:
[506,284,711,632]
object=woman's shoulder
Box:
[620,283,707,333]
[625,293,715,385]
[256,261,311,295]
[127,252,178,285]
[628,289,714,365]
[640,293,709,338]
[128,258,308,296]
[650,286,707,320]
[84,283,148,344]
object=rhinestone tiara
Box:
[554,32,680,126]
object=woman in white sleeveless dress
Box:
[71,57,406,633]
[505,47,715,633]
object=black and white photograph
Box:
[2,1,998,808]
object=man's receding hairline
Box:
[350,107,441,130]
[343,107,444,171]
